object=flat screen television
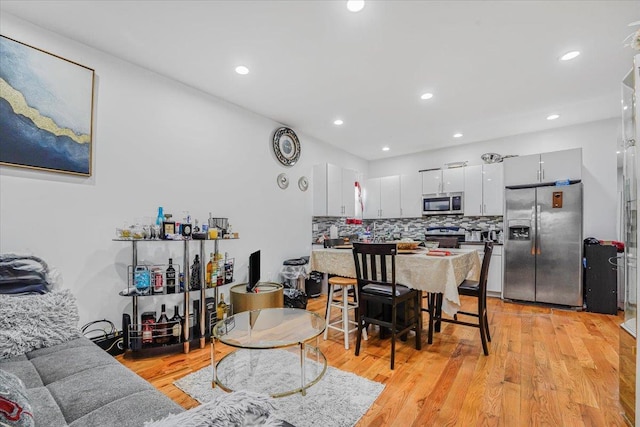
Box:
[247,250,260,292]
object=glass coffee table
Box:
[211,307,327,397]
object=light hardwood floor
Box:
[118,296,627,426]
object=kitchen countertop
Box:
[313,240,503,246]
[460,241,503,246]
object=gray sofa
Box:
[0,336,183,426]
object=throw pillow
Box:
[144,390,282,427]
[0,289,83,359]
[0,369,34,427]
[0,255,53,294]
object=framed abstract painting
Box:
[0,35,95,177]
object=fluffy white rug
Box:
[175,349,384,427]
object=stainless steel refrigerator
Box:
[503,182,583,307]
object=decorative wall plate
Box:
[272,127,301,166]
[277,173,289,189]
[298,176,309,191]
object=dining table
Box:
[310,246,482,318]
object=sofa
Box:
[0,255,288,427]
[0,337,184,426]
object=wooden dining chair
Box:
[429,241,493,355]
[352,242,422,369]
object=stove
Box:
[424,227,466,243]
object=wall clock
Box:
[272,127,301,166]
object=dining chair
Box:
[429,241,493,355]
[352,242,422,369]
[323,237,367,349]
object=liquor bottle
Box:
[217,259,224,286]
[216,294,228,320]
[141,312,156,346]
[166,258,176,294]
[206,252,215,288]
[155,304,170,345]
[190,255,201,290]
[170,305,182,344]
[156,206,164,226]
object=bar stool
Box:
[324,276,367,349]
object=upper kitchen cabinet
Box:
[364,176,401,219]
[400,173,422,217]
[421,167,464,194]
[313,163,358,217]
[503,148,582,187]
[464,163,504,216]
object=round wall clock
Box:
[272,127,301,166]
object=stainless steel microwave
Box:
[422,192,463,215]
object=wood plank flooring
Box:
[117,296,627,426]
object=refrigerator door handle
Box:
[531,205,537,255]
[536,204,542,255]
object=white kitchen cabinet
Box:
[364,176,401,219]
[464,163,504,216]
[503,148,582,187]
[460,244,503,297]
[400,173,422,217]
[313,163,358,217]
[421,168,464,194]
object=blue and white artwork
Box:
[0,36,94,176]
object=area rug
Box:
[174,349,384,427]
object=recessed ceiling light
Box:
[382,146,390,151]
[420,92,434,100]
[333,119,344,126]
[617,151,621,154]
[346,0,365,12]
[453,133,463,138]
[235,65,249,75]
[547,114,560,120]
[560,51,580,61]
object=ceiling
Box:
[1,1,638,161]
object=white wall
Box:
[0,14,367,326]
[368,118,621,239]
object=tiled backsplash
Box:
[312,216,503,242]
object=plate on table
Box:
[334,245,353,249]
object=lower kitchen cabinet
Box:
[460,244,503,297]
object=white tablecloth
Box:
[310,248,481,315]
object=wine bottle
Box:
[216,294,228,320]
[190,255,201,290]
[155,304,170,345]
[206,252,214,288]
[166,258,176,294]
[170,305,182,344]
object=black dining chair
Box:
[428,241,493,355]
[352,242,422,369]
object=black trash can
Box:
[305,271,323,298]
